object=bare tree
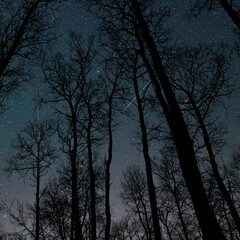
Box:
[40,178,71,240]
[4,117,57,240]
[130,52,163,240]
[121,165,154,240]
[92,4,167,238]
[166,45,240,235]
[190,0,240,31]
[0,0,59,112]
[1,200,36,239]
[130,1,227,238]
[100,62,123,240]
[154,147,201,240]
[90,0,226,238]
[82,80,106,240]
[42,33,107,240]
[42,34,94,240]
[111,215,147,240]
[39,153,105,240]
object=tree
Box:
[130,1,226,238]
[40,178,71,240]
[81,78,107,240]
[39,152,105,239]
[0,0,59,112]
[42,34,93,240]
[153,147,200,240]
[5,117,57,240]
[166,44,240,235]
[84,89,98,240]
[91,4,167,238]
[216,147,240,238]
[111,215,145,240]
[190,0,240,31]
[90,0,226,238]
[42,33,106,240]
[121,165,154,239]
[100,62,123,240]
[130,52,162,240]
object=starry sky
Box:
[0,0,240,228]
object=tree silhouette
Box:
[42,33,107,240]
[4,118,57,240]
[131,1,226,238]
[154,147,201,239]
[42,34,94,240]
[40,178,71,240]
[130,52,163,240]
[100,62,123,240]
[121,165,154,239]
[90,0,226,238]
[0,0,59,112]
[190,0,240,31]
[166,44,240,234]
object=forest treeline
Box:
[0,0,240,239]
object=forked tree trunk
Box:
[131,1,226,239]
[189,95,240,235]
[132,58,162,240]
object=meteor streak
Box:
[126,80,152,109]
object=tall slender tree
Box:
[90,0,226,238]
[168,45,240,235]
[121,165,154,239]
[5,117,57,240]
[100,62,122,240]
[82,79,105,240]
[130,52,162,240]
[130,1,226,238]
[42,34,96,240]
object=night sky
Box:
[0,0,240,230]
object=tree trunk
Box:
[87,106,97,240]
[131,1,226,239]
[36,101,41,240]
[0,0,40,77]
[36,146,40,240]
[71,154,83,240]
[173,191,189,240]
[219,0,240,31]
[71,113,83,240]
[189,95,240,235]
[132,58,162,240]
[222,200,235,240]
[105,94,114,240]
[105,160,111,240]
